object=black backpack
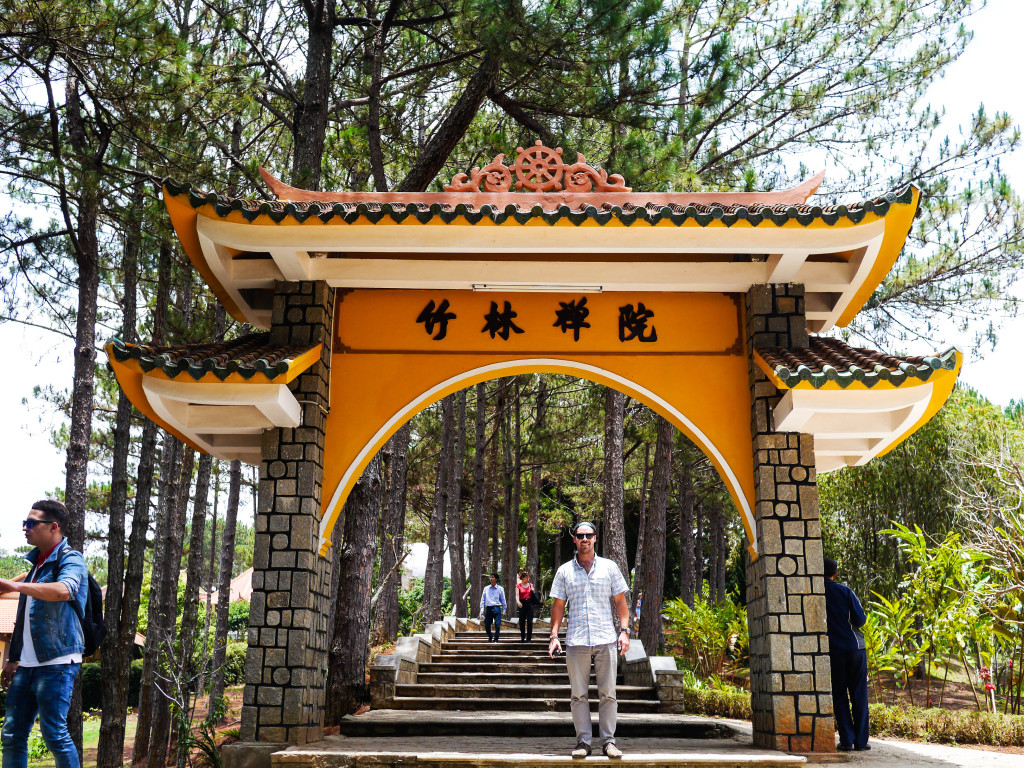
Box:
[57,548,107,657]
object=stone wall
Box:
[744,284,835,754]
[240,281,335,745]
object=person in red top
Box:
[516,571,538,642]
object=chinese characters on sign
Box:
[553,297,590,341]
[482,301,525,340]
[618,302,657,343]
[415,297,658,343]
[416,299,457,340]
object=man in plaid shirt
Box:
[548,521,630,759]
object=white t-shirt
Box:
[20,591,83,667]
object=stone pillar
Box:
[744,284,834,754]
[240,281,335,746]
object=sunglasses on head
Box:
[575,532,596,540]
[23,519,55,529]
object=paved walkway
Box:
[725,720,1022,767]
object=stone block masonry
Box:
[744,284,835,754]
[241,281,335,745]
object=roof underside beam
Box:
[194,214,886,331]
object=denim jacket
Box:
[9,539,88,663]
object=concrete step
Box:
[335,712,737,739]
[396,683,655,700]
[415,673,591,686]
[384,697,662,712]
[430,653,564,664]
[418,662,589,675]
[273,732,807,768]
[443,642,554,651]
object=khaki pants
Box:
[565,643,618,746]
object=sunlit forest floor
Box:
[26,687,245,768]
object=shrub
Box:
[681,687,752,720]
[869,703,1024,746]
[81,663,103,711]
[664,593,748,678]
[223,641,247,686]
[78,660,143,712]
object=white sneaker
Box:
[571,741,592,758]
[602,743,623,759]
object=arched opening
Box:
[319,359,757,560]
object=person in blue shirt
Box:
[823,557,870,752]
[1,500,89,768]
[478,573,507,642]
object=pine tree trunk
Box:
[371,423,410,644]
[469,383,488,612]
[488,398,500,576]
[526,468,540,586]
[639,417,673,655]
[96,194,140,768]
[397,54,498,192]
[678,465,695,608]
[708,500,719,602]
[424,397,454,622]
[63,72,102,761]
[695,498,705,601]
[133,434,180,764]
[325,453,383,723]
[147,445,194,768]
[602,388,629,596]
[209,459,241,713]
[172,451,213,767]
[447,391,467,616]
[509,379,522,601]
[715,503,727,602]
[290,2,333,189]
[633,444,650,601]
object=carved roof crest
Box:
[444,140,631,194]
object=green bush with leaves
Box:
[223,640,248,686]
[663,592,748,678]
[870,703,1024,745]
[681,687,752,720]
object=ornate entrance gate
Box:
[109,143,961,754]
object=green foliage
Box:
[28,727,50,759]
[820,387,1018,598]
[191,719,224,768]
[398,578,454,635]
[663,592,748,677]
[681,687,752,720]
[0,548,29,579]
[79,660,144,712]
[869,703,1024,746]
[227,600,250,639]
[222,641,248,687]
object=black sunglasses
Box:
[575,532,596,540]
[22,519,55,529]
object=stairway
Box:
[266,620,811,766]
[386,625,662,713]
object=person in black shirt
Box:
[823,557,869,752]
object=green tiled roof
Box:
[758,337,958,389]
[164,178,916,228]
[109,333,317,381]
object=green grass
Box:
[26,713,137,768]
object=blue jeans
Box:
[1,663,81,768]
[484,606,502,640]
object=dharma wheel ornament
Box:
[444,140,631,193]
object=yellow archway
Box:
[319,289,758,557]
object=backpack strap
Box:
[56,546,87,624]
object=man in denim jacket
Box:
[0,500,89,768]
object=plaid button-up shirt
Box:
[550,554,628,647]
